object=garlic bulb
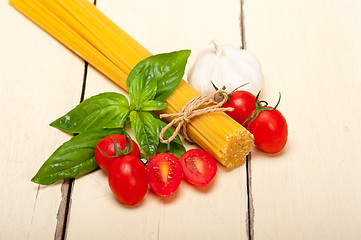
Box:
[187,41,264,96]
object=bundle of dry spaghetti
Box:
[9,0,254,167]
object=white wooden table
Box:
[1,0,361,239]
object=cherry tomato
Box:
[247,107,288,153]
[147,153,182,197]
[95,134,140,172]
[180,149,217,187]
[108,156,148,206]
[223,91,256,127]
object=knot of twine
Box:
[159,89,234,144]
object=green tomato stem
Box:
[244,91,282,127]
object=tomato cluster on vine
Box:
[223,90,288,153]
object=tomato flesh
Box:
[247,107,288,153]
[180,149,217,187]
[108,156,148,206]
[147,153,182,197]
[95,134,140,172]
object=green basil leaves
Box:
[33,50,190,185]
[50,92,130,134]
[129,111,185,158]
[130,111,159,157]
[127,50,191,102]
[32,128,122,185]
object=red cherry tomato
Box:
[180,149,217,187]
[108,156,148,206]
[95,134,140,172]
[247,107,288,153]
[147,153,182,197]
[223,91,256,127]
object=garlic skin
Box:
[187,41,264,96]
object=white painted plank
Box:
[244,0,361,239]
[0,2,86,239]
[66,0,249,239]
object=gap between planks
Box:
[54,61,89,240]
[240,0,255,239]
[246,155,254,240]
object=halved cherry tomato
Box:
[108,156,148,206]
[147,153,182,197]
[180,149,217,187]
[95,134,140,172]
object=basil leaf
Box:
[128,66,157,109]
[140,100,168,111]
[130,111,185,158]
[130,111,159,157]
[32,128,121,185]
[155,119,186,158]
[50,92,130,134]
[127,50,191,102]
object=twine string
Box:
[159,89,234,143]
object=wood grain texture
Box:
[65,0,249,239]
[0,1,86,239]
[243,0,361,239]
